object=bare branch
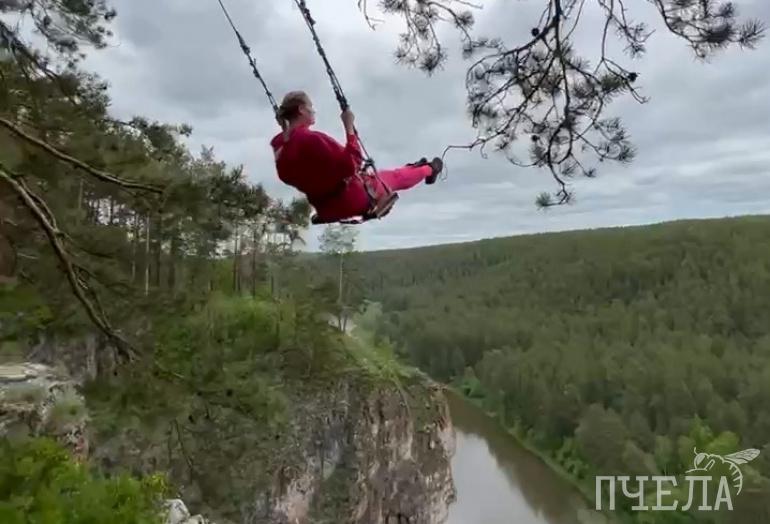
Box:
[0,117,164,194]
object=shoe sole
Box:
[425,157,442,184]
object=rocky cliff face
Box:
[1,354,456,524]
[0,362,88,460]
[92,376,457,524]
[23,332,119,384]
[0,362,216,524]
[259,380,456,524]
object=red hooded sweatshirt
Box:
[270,125,367,220]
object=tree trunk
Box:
[77,179,83,218]
[144,212,150,296]
[269,258,278,299]
[168,226,179,292]
[130,213,138,283]
[331,253,345,331]
[84,195,92,223]
[232,222,239,294]
[90,196,99,224]
[153,213,163,287]
[270,264,278,298]
[209,240,216,292]
[251,225,258,297]
[0,201,16,282]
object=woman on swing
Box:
[270,91,443,224]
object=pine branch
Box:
[371,0,765,206]
[0,117,164,194]
[0,162,136,361]
[2,20,167,139]
[356,0,385,29]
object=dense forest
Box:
[333,216,770,522]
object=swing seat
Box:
[311,191,399,225]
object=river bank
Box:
[445,389,618,524]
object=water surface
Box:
[446,392,596,524]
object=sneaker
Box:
[406,157,428,167]
[425,157,443,185]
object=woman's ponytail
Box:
[277,91,310,141]
[276,107,290,141]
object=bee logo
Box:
[686,448,760,495]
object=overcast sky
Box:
[80,0,770,251]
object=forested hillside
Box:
[345,216,770,521]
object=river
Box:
[445,392,606,524]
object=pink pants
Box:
[315,164,433,222]
[375,164,433,192]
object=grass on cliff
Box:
[85,293,347,434]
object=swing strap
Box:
[216,0,279,114]
[293,0,349,112]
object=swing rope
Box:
[216,0,279,115]
[215,0,398,223]
[292,0,349,112]
[292,0,381,179]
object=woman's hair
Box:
[277,91,310,123]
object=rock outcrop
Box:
[0,362,88,460]
[24,332,119,384]
[165,499,215,524]
[260,381,456,524]
[0,362,214,524]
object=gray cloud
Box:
[81,0,770,251]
